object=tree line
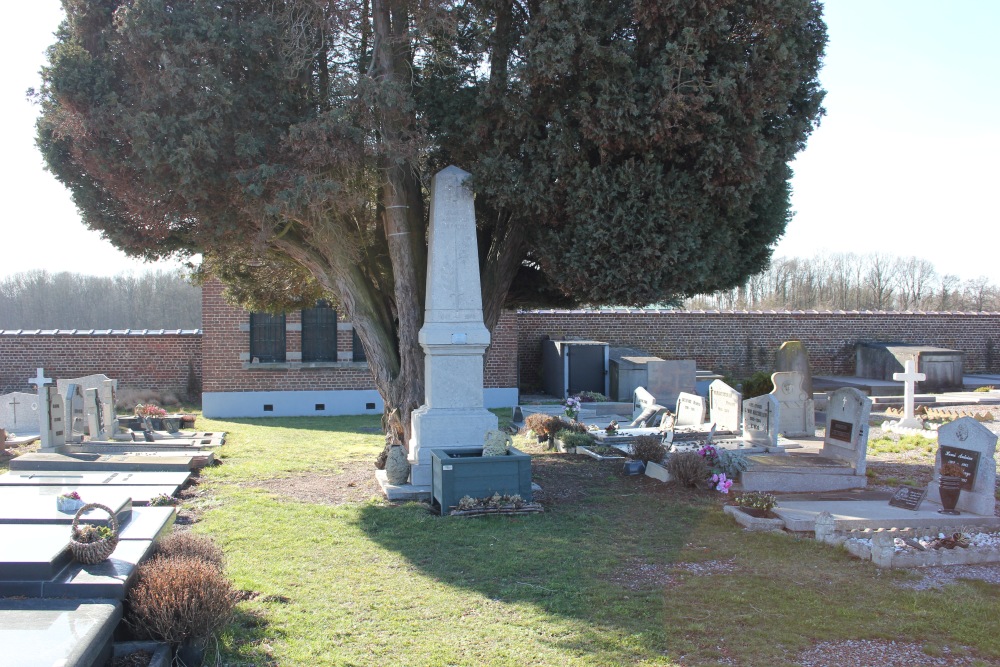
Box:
[0,270,201,329]
[685,253,999,312]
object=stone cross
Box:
[29,368,52,389]
[892,360,925,429]
[7,396,19,426]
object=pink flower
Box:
[711,473,733,494]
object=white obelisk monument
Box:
[407,166,498,486]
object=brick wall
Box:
[516,310,1000,390]
[0,329,201,394]
[202,279,520,393]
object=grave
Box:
[774,340,813,397]
[856,342,964,392]
[0,470,190,488]
[0,483,180,506]
[0,490,132,526]
[882,359,927,433]
[608,347,663,402]
[0,598,121,667]
[925,417,997,516]
[770,371,815,437]
[708,380,742,432]
[379,167,499,497]
[741,393,781,451]
[10,451,211,472]
[62,383,86,439]
[741,388,871,492]
[0,391,40,435]
[646,360,696,410]
[674,392,706,428]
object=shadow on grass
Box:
[353,455,717,662]
[221,605,287,666]
[207,414,384,434]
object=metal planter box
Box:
[430,447,533,515]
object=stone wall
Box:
[516,310,1000,391]
[0,329,201,394]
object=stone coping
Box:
[0,329,201,335]
[519,309,1000,316]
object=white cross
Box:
[892,360,926,424]
[28,368,52,389]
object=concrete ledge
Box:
[375,470,431,501]
[723,505,786,532]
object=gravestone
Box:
[406,167,498,488]
[675,392,706,427]
[892,360,925,429]
[0,392,39,434]
[821,387,872,477]
[84,389,105,440]
[742,393,780,450]
[926,417,997,516]
[774,340,812,397]
[56,374,117,402]
[646,360,696,411]
[629,386,668,426]
[770,371,815,438]
[62,384,86,438]
[38,387,66,452]
[708,380,741,432]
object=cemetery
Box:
[2,167,1000,665]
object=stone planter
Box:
[430,447,533,515]
[938,475,963,515]
[723,505,786,532]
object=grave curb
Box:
[723,504,786,532]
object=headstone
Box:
[56,374,118,401]
[770,371,815,438]
[0,392,40,433]
[38,387,66,452]
[407,166,498,487]
[100,380,119,439]
[774,340,813,397]
[927,417,997,516]
[675,392,706,427]
[821,387,872,476]
[708,380,741,432]
[742,393,779,450]
[84,389,104,440]
[892,359,926,429]
[645,360,696,410]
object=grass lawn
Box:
[179,414,1000,666]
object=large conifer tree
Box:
[36,0,826,443]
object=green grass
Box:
[180,416,1000,666]
[867,434,936,456]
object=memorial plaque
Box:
[940,446,980,491]
[828,419,853,444]
[888,486,927,511]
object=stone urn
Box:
[384,444,410,485]
[482,429,512,457]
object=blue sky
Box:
[1,1,997,282]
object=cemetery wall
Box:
[517,310,1000,390]
[0,329,200,394]
[200,279,519,393]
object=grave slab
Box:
[0,488,131,525]
[62,439,222,455]
[0,483,177,506]
[44,538,154,599]
[0,524,73,580]
[10,451,211,471]
[740,452,864,493]
[0,469,190,487]
[118,506,176,542]
[774,499,1000,533]
[0,598,120,667]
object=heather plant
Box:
[153,532,225,569]
[666,452,711,488]
[630,436,667,465]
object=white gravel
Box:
[796,640,985,666]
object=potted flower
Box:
[604,420,619,436]
[554,429,595,454]
[564,395,582,422]
[69,503,120,564]
[57,491,85,513]
[937,462,965,515]
[135,403,169,431]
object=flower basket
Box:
[69,503,120,565]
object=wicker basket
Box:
[70,503,120,565]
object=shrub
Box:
[631,435,666,464]
[149,493,180,507]
[578,391,609,402]
[555,430,595,449]
[713,449,751,478]
[733,491,777,512]
[741,371,774,399]
[153,532,225,568]
[666,452,710,487]
[128,555,236,644]
[522,413,551,437]
[974,385,995,392]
